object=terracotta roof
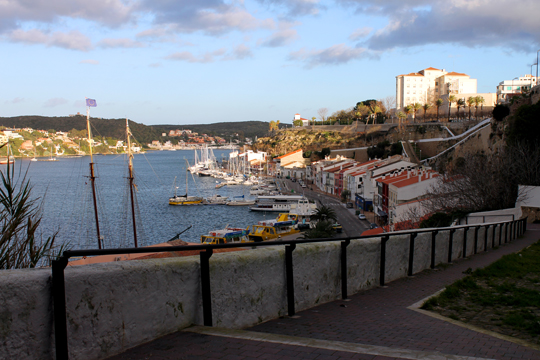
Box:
[361,228,384,236]
[423,67,440,71]
[276,149,302,159]
[376,171,439,188]
[397,72,424,77]
[445,71,468,76]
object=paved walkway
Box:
[107,224,540,360]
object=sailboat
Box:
[0,141,15,164]
[169,160,204,205]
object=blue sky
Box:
[1,0,539,125]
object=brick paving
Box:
[107,224,540,360]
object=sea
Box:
[11,150,272,250]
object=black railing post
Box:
[463,228,468,258]
[200,249,213,326]
[408,233,417,276]
[430,231,438,269]
[448,229,456,263]
[52,256,69,360]
[474,226,480,254]
[380,236,389,286]
[492,224,496,248]
[513,221,517,240]
[484,225,489,252]
[341,239,350,300]
[505,222,509,243]
[499,222,503,246]
[285,244,296,316]
[523,218,527,233]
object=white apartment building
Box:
[396,67,477,110]
[496,74,539,103]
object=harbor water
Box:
[11,150,271,250]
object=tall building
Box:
[396,67,477,110]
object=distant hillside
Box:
[0,116,271,143]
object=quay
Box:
[107,224,540,360]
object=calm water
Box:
[12,150,271,249]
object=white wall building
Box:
[496,74,539,103]
[396,67,478,110]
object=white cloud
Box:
[349,27,372,41]
[255,0,322,16]
[230,44,253,59]
[289,43,374,68]
[98,38,145,49]
[165,48,227,63]
[340,0,540,52]
[0,0,134,31]
[80,59,99,65]
[8,29,92,51]
[44,98,69,108]
[141,1,274,35]
[260,22,299,47]
[5,97,25,104]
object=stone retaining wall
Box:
[0,224,514,360]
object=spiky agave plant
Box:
[0,147,66,269]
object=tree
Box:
[412,103,422,121]
[404,105,412,124]
[311,205,337,223]
[301,220,335,239]
[477,96,485,117]
[457,98,465,120]
[1,159,65,269]
[492,104,510,122]
[341,189,351,202]
[466,97,475,120]
[397,111,406,132]
[293,120,303,127]
[435,98,443,122]
[422,103,431,122]
[317,108,329,124]
[311,116,316,125]
[448,95,457,121]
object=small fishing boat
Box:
[205,194,229,205]
[226,195,256,206]
[200,225,250,245]
[248,213,300,242]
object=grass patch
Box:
[421,239,540,344]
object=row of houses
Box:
[271,149,440,227]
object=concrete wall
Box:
[0,224,518,360]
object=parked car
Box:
[332,223,343,233]
[346,202,353,208]
[358,214,366,220]
[301,184,307,188]
[369,223,379,229]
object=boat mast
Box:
[126,118,138,248]
[86,104,102,249]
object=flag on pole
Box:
[86,98,97,107]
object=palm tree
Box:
[397,111,406,133]
[477,96,485,118]
[447,95,456,122]
[435,98,443,122]
[422,103,431,122]
[404,105,412,123]
[311,116,316,125]
[466,97,475,120]
[301,220,335,239]
[311,205,337,223]
[457,98,465,120]
[413,102,422,122]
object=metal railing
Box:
[51,217,527,359]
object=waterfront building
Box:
[293,113,311,126]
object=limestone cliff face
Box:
[253,129,365,157]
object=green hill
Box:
[0,116,271,144]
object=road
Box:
[278,178,369,237]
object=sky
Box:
[1,0,539,126]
